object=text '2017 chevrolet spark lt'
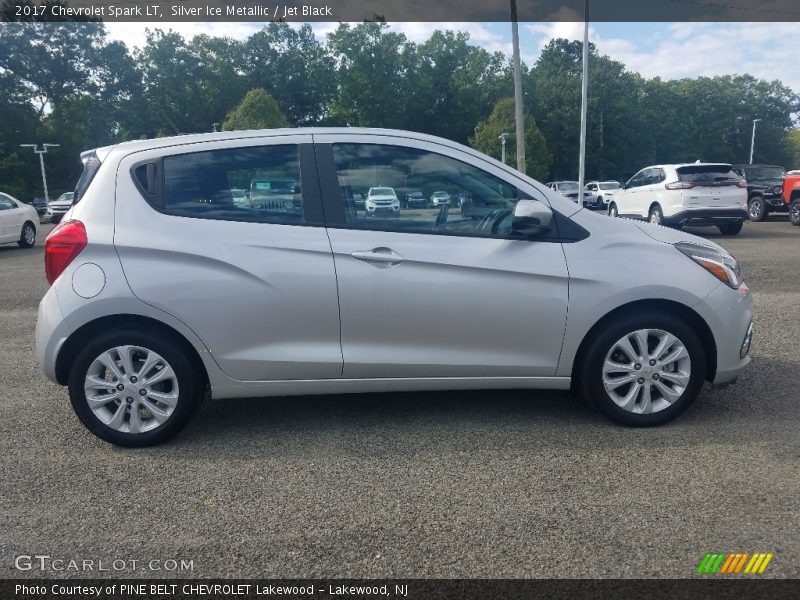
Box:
[36,129,753,446]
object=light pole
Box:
[577,0,590,199]
[510,0,525,173]
[499,133,510,165]
[20,144,59,203]
[749,119,761,164]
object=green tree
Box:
[222,89,289,131]
[786,129,800,170]
[472,98,552,181]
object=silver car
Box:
[36,129,753,446]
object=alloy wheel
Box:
[83,345,179,434]
[24,224,35,245]
[602,329,691,414]
[749,199,762,219]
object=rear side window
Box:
[677,165,742,185]
[156,145,305,225]
[73,152,102,204]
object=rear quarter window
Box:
[73,152,102,204]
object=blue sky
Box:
[106,21,799,95]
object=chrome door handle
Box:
[351,247,404,267]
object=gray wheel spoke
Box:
[618,381,642,410]
[654,380,682,401]
[146,390,178,408]
[639,383,653,413]
[604,359,636,373]
[604,373,637,390]
[97,352,125,382]
[658,370,690,386]
[140,398,171,423]
[86,391,120,407]
[116,346,136,378]
[128,402,143,434]
[615,336,641,363]
[142,365,175,387]
[651,332,675,361]
[657,346,689,367]
[108,402,128,429]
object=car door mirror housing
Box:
[512,199,553,237]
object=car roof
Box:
[91,128,478,161]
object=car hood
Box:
[632,220,728,254]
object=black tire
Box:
[747,195,767,222]
[18,221,36,248]
[648,204,664,225]
[596,196,604,209]
[718,221,743,235]
[67,328,201,447]
[578,311,706,427]
[790,200,800,227]
[608,202,618,217]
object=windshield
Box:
[599,182,620,190]
[558,182,579,191]
[371,188,394,195]
[745,166,785,180]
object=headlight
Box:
[675,242,742,288]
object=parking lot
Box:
[1,218,798,578]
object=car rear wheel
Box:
[68,329,201,447]
[790,200,800,227]
[608,202,618,217]
[719,221,743,235]
[579,311,706,426]
[648,204,663,225]
[747,196,767,221]
[18,222,36,248]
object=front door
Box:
[314,135,570,379]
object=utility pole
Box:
[20,144,59,203]
[499,133,510,164]
[749,119,761,164]
[577,0,589,199]
[510,0,525,173]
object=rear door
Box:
[314,133,570,379]
[114,135,343,381]
[677,164,746,208]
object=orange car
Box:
[784,171,800,226]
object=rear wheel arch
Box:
[570,299,717,389]
[55,314,209,388]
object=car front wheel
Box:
[18,222,36,248]
[790,200,800,227]
[608,202,618,217]
[579,311,706,426]
[648,204,664,225]
[68,329,201,447]
[748,196,767,221]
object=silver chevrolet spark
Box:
[36,129,753,446]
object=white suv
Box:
[608,164,748,234]
[365,187,400,216]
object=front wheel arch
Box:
[570,299,717,391]
[55,314,209,389]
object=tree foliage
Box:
[473,98,552,181]
[222,89,289,131]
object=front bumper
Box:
[664,208,747,227]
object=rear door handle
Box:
[351,247,404,267]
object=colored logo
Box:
[696,552,773,574]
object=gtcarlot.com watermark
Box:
[14,554,194,573]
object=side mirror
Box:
[512,199,553,237]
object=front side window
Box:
[0,196,14,210]
[158,145,304,225]
[627,170,646,188]
[332,143,521,238]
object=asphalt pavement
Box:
[1,218,797,579]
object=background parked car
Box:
[584,181,621,210]
[404,190,426,208]
[608,163,748,234]
[429,191,450,207]
[0,192,39,248]
[366,187,400,216]
[730,164,786,222]
[546,181,593,206]
[32,196,47,215]
[46,192,74,223]
[782,171,800,226]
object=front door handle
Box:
[351,247,404,267]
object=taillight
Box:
[665,181,694,190]
[45,220,87,285]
